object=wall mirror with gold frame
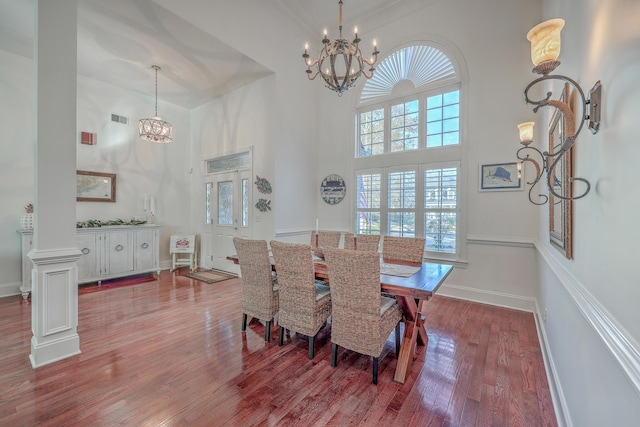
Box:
[548,83,573,259]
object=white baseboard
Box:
[437,283,536,312]
[0,281,21,298]
[533,300,571,427]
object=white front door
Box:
[203,170,251,273]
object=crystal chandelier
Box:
[302,0,379,96]
[139,65,173,143]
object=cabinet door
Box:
[77,233,100,280]
[134,229,156,271]
[105,231,134,275]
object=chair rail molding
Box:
[466,234,536,248]
[535,242,640,396]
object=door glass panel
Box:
[242,178,249,227]
[218,181,233,225]
[205,182,212,224]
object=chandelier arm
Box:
[361,68,374,79]
[517,146,548,205]
[304,57,320,69]
[361,57,377,67]
[306,70,321,81]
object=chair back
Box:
[311,231,341,249]
[344,233,380,252]
[382,235,425,263]
[233,237,277,318]
[324,248,382,321]
[271,240,325,335]
[356,234,381,252]
[343,233,355,250]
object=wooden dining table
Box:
[226,254,453,384]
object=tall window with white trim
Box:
[354,43,464,261]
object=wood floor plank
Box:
[0,273,557,426]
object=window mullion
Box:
[381,168,389,235]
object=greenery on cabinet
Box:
[76,218,147,228]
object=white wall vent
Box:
[111,114,128,125]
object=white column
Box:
[29,0,81,368]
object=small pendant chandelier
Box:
[139,65,173,143]
[302,0,379,96]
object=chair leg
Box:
[265,320,271,342]
[279,327,285,346]
[308,335,315,360]
[242,313,247,332]
[331,343,338,367]
[395,322,401,358]
[372,357,379,385]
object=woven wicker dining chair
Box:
[270,240,332,360]
[324,247,402,385]
[310,231,341,249]
[381,235,426,263]
[233,237,279,342]
[344,233,381,252]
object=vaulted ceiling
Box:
[0,0,432,108]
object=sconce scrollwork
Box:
[516,18,602,205]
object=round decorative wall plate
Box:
[320,174,346,205]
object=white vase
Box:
[20,213,34,230]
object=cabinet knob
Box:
[81,248,90,255]
[115,244,124,251]
[141,243,149,249]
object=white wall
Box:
[156,0,320,239]
[535,0,640,425]
[0,50,34,292]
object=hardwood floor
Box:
[0,271,557,426]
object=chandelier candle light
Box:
[139,65,173,143]
[303,0,379,96]
[516,18,602,205]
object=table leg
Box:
[393,297,429,384]
[394,316,417,383]
[416,299,428,346]
[396,297,429,345]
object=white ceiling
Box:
[0,0,426,109]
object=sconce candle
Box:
[527,18,564,74]
[517,122,535,145]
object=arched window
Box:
[360,44,456,102]
[354,43,464,261]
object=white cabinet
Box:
[19,225,160,298]
[77,232,100,280]
[134,229,157,272]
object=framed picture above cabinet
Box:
[77,170,116,202]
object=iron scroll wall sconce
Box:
[516,19,602,205]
